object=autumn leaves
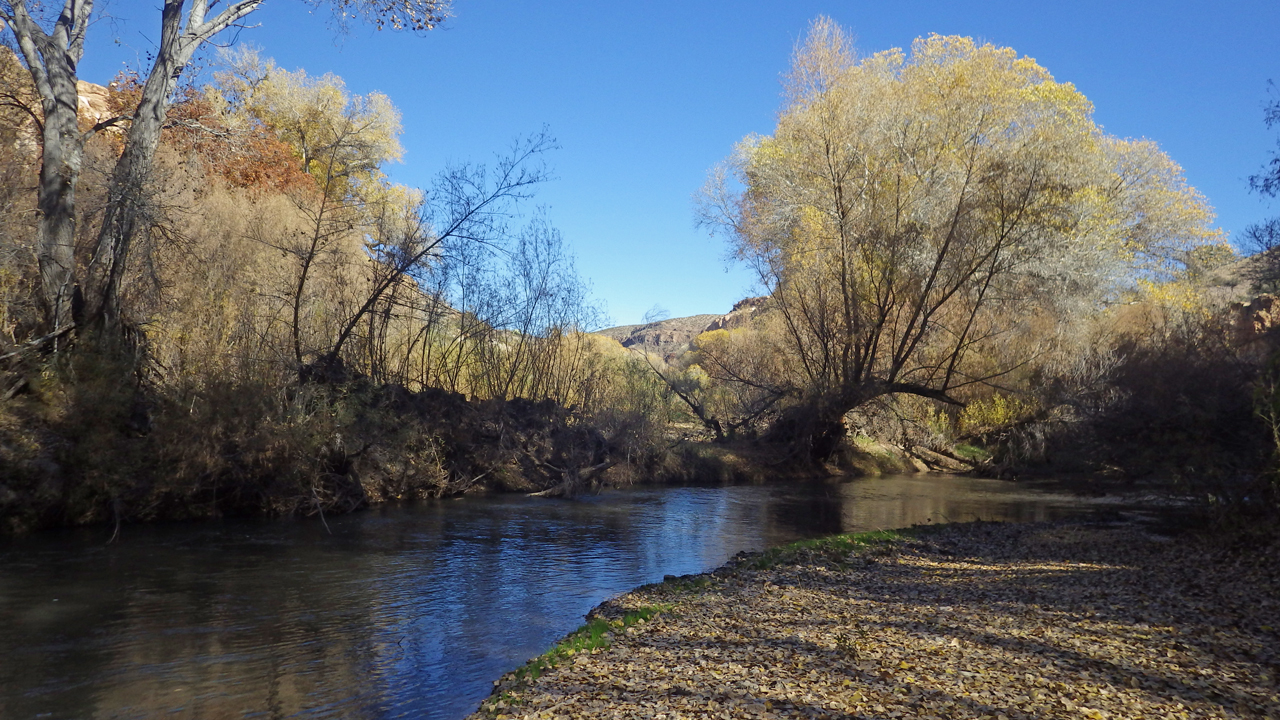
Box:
[473,521,1280,720]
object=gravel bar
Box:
[469,520,1280,720]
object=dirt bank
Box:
[472,520,1279,720]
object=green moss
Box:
[743,529,904,569]
[506,605,673,685]
[478,603,679,716]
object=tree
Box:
[317,131,558,380]
[209,55,411,368]
[699,20,1221,458]
[0,0,449,337]
[1,0,94,333]
[1244,82,1280,257]
[210,48,403,200]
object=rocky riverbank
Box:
[471,520,1279,720]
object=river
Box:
[0,475,1119,719]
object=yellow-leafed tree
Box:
[699,19,1222,458]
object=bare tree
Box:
[1244,83,1280,287]
[312,132,557,381]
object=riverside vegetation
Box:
[0,12,1279,537]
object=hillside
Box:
[595,298,769,357]
[595,315,720,357]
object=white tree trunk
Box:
[87,0,261,328]
[4,0,93,332]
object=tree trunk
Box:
[85,1,192,329]
[34,63,81,331]
[764,398,849,461]
[6,0,94,333]
[766,381,964,462]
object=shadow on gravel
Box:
[477,520,1280,719]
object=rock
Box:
[595,314,721,356]
[594,297,772,358]
[76,80,112,127]
[1228,293,1280,357]
[704,296,769,333]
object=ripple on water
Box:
[0,476,1116,720]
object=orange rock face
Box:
[76,80,112,128]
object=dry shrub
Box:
[0,60,686,533]
[979,295,1271,510]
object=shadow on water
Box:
[0,475,1126,720]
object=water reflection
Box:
[0,475,1101,720]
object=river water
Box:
[0,475,1116,720]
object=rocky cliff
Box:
[596,297,770,357]
[76,80,112,127]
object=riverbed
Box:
[0,475,1118,720]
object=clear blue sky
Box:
[78,0,1279,327]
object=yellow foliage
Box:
[210,47,403,200]
[705,18,1223,417]
[1135,279,1211,316]
[959,393,1036,435]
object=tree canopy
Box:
[699,19,1222,457]
[0,0,449,335]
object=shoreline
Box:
[0,433,962,537]
[469,519,1279,720]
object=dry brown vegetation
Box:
[474,521,1280,720]
[0,48,694,533]
[2,17,1279,535]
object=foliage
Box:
[698,19,1221,459]
[0,50,39,345]
[1249,81,1280,201]
[0,0,451,334]
[106,69,315,194]
[0,51,667,532]
[211,47,403,199]
[957,392,1037,437]
[1244,83,1280,289]
[740,529,903,570]
[689,322,791,435]
[952,442,991,462]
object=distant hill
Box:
[595,315,721,357]
[1203,250,1277,301]
[595,297,770,357]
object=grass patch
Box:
[478,604,675,715]
[501,604,673,690]
[954,443,992,462]
[743,529,905,570]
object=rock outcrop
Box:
[76,80,112,127]
[595,297,771,358]
[0,49,116,156]
[1230,294,1280,357]
[596,314,721,357]
[704,296,768,333]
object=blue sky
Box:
[78,0,1279,327]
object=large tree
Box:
[699,20,1221,458]
[0,0,449,336]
